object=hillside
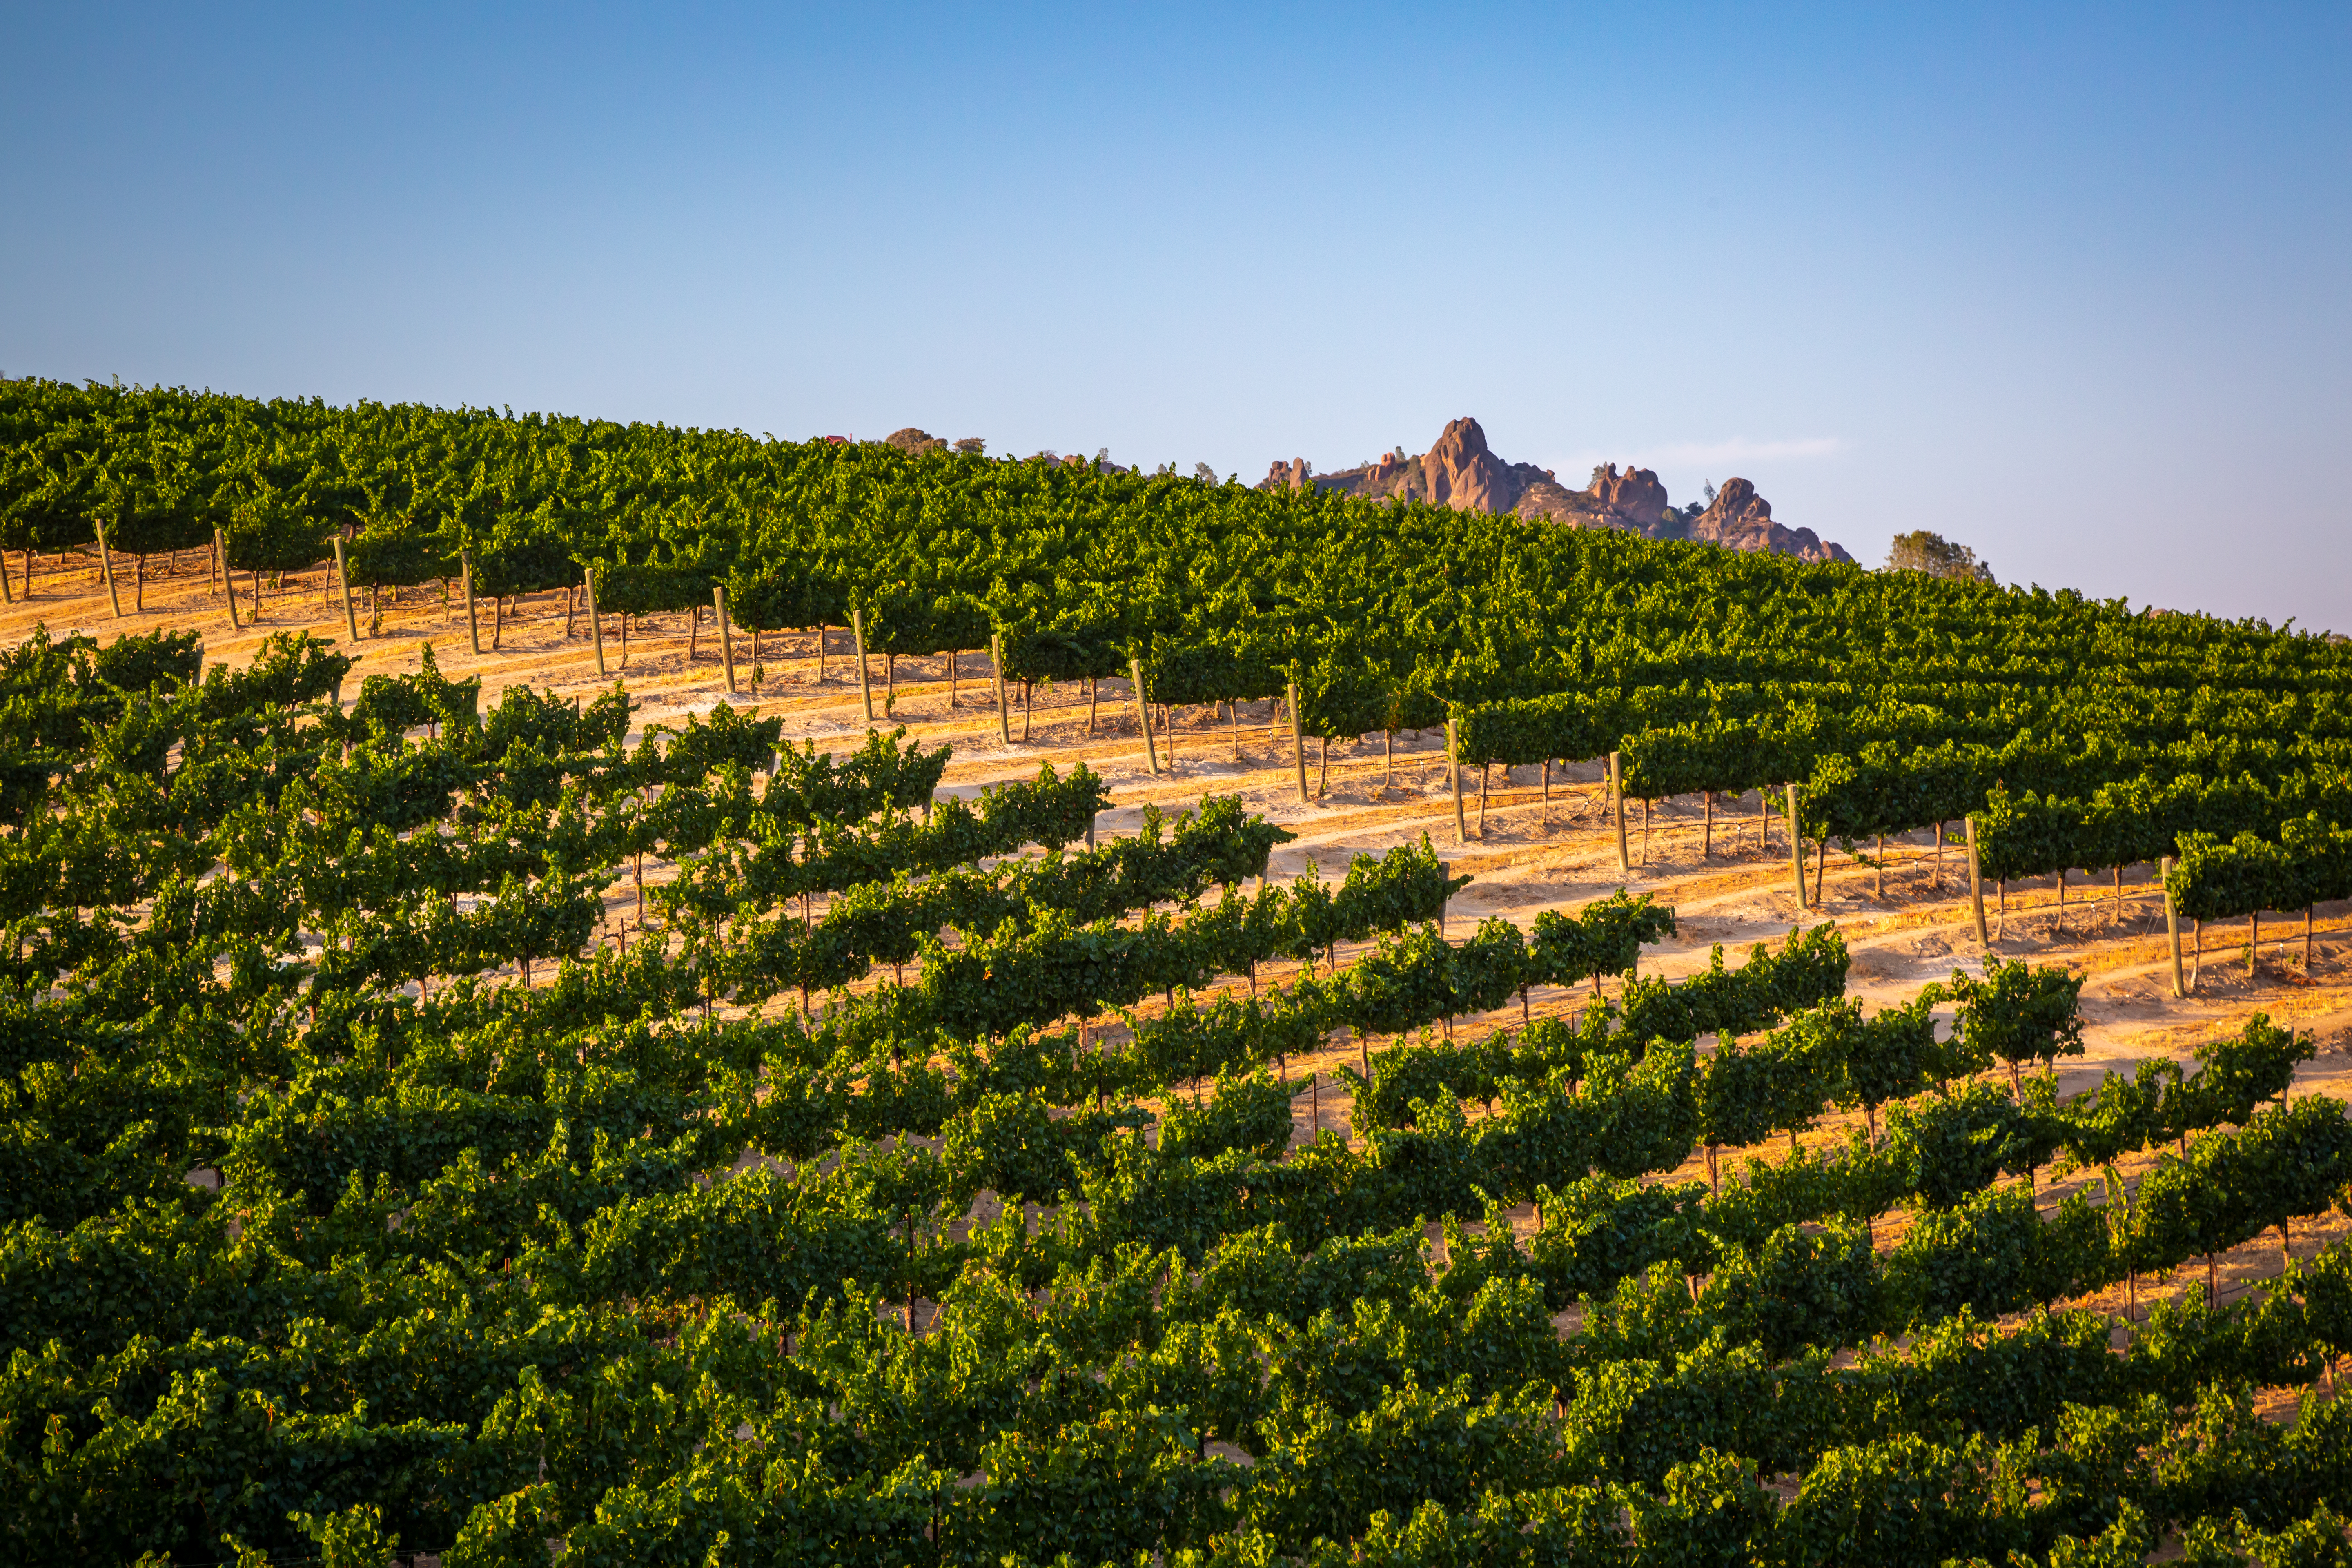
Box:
[7,376,2352,1564]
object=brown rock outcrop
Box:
[1586,463,1669,528]
[1258,457,1314,492]
[1322,450,1422,502]
[1423,417,1521,514]
[1688,477,1853,564]
[1263,420,1855,564]
[1509,477,1604,526]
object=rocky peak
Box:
[1423,416,1523,514]
[1260,418,1854,565]
[1688,477,1853,564]
[1260,457,1314,492]
[1585,463,1669,529]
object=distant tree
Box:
[1703,479,1718,504]
[1885,530,1996,583]
[1192,462,1217,484]
[952,436,986,455]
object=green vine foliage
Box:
[2170,811,2352,921]
[11,374,2352,1561]
[1947,960,2088,1090]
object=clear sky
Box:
[5,4,2346,628]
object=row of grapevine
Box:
[9,390,2352,1562]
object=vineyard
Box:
[3,378,2352,1566]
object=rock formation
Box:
[1508,474,1591,525]
[1422,417,1521,514]
[1305,449,1423,502]
[1686,477,1853,564]
[1585,463,1670,529]
[1267,419,1855,564]
[1261,457,1314,492]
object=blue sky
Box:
[5,4,2347,627]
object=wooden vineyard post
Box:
[1448,719,1468,845]
[461,552,481,655]
[851,608,875,725]
[96,521,123,618]
[714,586,738,695]
[1788,782,1806,909]
[218,530,241,630]
[1136,657,1162,776]
[1967,816,1989,946]
[994,634,1014,747]
[1613,753,1631,874]
[2162,855,2185,998]
[332,537,360,644]
[1287,679,1307,803]
[585,567,606,676]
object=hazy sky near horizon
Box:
[4,5,2346,627]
